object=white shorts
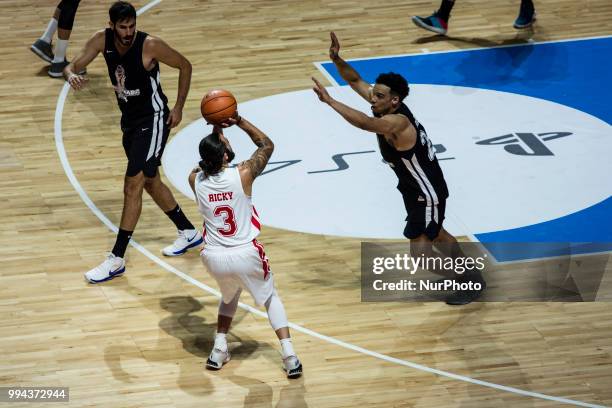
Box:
[200,239,274,306]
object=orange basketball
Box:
[200,89,237,124]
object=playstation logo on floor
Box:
[476,132,572,156]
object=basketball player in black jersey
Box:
[312,32,485,305]
[64,1,203,283]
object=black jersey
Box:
[103,29,169,127]
[376,103,449,206]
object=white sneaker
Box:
[283,355,303,379]
[206,347,230,370]
[84,253,125,284]
[161,229,203,256]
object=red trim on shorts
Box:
[252,239,270,280]
[251,216,261,230]
[251,206,261,230]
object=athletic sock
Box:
[214,332,228,351]
[164,205,195,231]
[52,39,68,63]
[280,338,295,359]
[111,228,133,258]
[40,18,58,43]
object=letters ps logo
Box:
[476,132,572,156]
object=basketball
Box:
[200,89,237,124]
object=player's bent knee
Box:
[410,234,435,257]
[123,174,145,196]
[143,176,160,192]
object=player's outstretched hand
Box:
[312,77,332,104]
[329,31,340,61]
[67,73,88,91]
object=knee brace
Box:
[265,290,289,331]
[218,289,241,318]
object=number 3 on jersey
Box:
[213,205,237,236]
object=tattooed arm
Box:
[236,116,274,196]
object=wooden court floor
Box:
[1,0,611,406]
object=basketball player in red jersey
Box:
[190,114,302,378]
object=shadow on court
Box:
[103,277,307,407]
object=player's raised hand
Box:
[329,31,340,61]
[312,77,332,104]
[217,111,242,128]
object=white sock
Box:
[40,18,58,43]
[280,338,295,359]
[214,333,227,351]
[53,39,69,63]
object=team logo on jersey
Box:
[476,132,573,156]
[419,129,437,160]
[113,65,141,102]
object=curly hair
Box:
[375,72,410,101]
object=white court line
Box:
[53,2,607,407]
[313,61,341,87]
[136,0,162,16]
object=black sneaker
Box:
[411,12,449,35]
[514,1,536,29]
[48,59,86,78]
[48,59,69,78]
[30,39,54,63]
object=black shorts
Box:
[57,0,81,30]
[122,114,170,177]
[403,197,446,241]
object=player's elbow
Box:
[181,58,192,73]
[266,139,275,155]
[356,121,369,131]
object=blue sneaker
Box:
[162,229,203,256]
[514,2,536,29]
[411,12,448,35]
